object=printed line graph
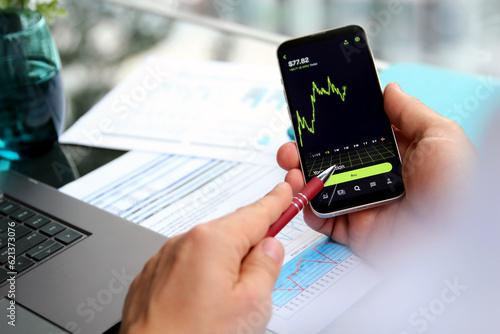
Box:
[275,242,339,292]
[295,76,347,147]
[273,237,355,308]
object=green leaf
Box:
[0,1,66,24]
[35,1,66,24]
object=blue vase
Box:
[0,9,65,160]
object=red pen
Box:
[265,165,336,238]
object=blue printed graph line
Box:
[272,238,353,308]
[275,218,308,242]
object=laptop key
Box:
[0,201,20,215]
[0,217,10,233]
[26,240,55,258]
[0,232,7,248]
[15,232,47,256]
[0,247,9,265]
[0,196,89,276]
[10,208,36,222]
[55,229,83,245]
[40,221,66,237]
[14,224,31,239]
[25,215,51,229]
[0,225,32,249]
[33,242,63,261]
[0,267,9,283]
[7,255,34,273]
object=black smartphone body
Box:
[278,25,405,217]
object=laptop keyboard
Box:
[0,196,88,284]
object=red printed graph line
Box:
[273,242,338,292]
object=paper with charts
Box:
[59,56,290,165]
[60,151,378,333]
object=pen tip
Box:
[318,165,336,183]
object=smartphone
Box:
[277,25,405,218]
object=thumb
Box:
[384,82,448,141]
[239,237,284,293]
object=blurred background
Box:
[168,0,500,75]
[50,0,500,126]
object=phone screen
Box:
[278,26,405,217]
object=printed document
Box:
[60,151,378,333]
[59,56,290,165]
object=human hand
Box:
[277,82,477,258]
[120,182,292,334]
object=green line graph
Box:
[296,76,347,147]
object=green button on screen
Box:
[325,162,393,186]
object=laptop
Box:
[0,170,168,333]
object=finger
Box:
[330,215,350,245]
[311,211,375,254]
[301,204,329,231]
[149,235,184,291]
[344,209,376,253]
[392,126,411,157]
[277,142,301,171]
[147,184,292,289]
[239,238,284,294]
[284,168,305,194]
[384,82,448,141]
[122,248,163,324]
[216,182,292,252]
[301,207,349,245]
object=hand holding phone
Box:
[277,82,478,257]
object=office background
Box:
[197,0,500,77]
[51,0,500,129]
